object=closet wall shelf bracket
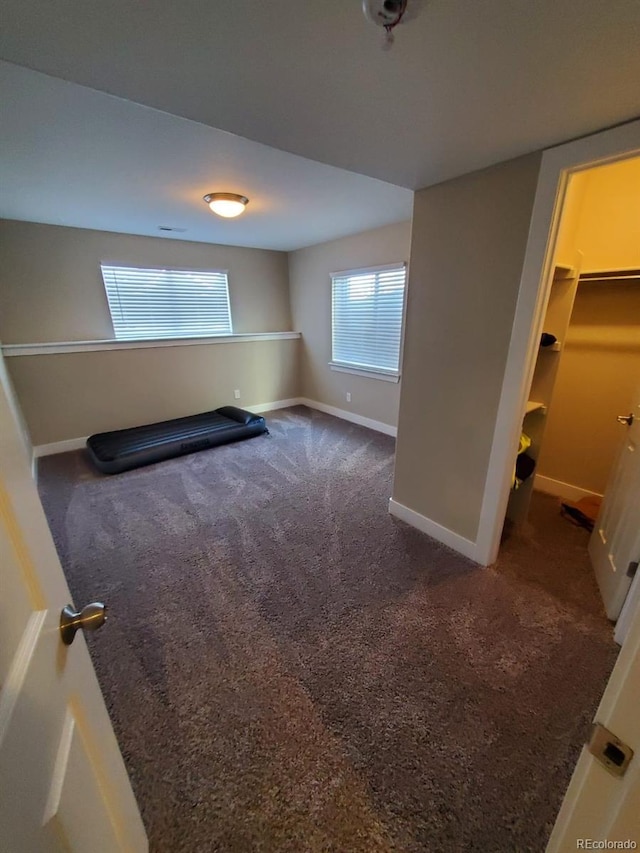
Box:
[553,264,576,280]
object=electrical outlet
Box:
[346,392,351,403]
[234,390,241,400]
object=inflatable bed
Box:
[86,406,267,474]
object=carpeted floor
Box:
[38,406,619,853]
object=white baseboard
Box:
[299,397,397,437]
[31,396,395,458]
[388,498,480,563]
[34,436,89,458]
[534,474,603,502]
[31,400,303,458]
[249,397,303,414]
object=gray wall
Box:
[289,221,412,428]
[0,221,297,444]
[393,153,542,541]
[8,340,299,445]
[0,220,291,343]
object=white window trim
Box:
[328,362,401,383]
[331,262,406,277]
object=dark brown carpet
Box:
[38,406,618,853]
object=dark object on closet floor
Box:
[86,406,267,474]
[561,504,594,531]
[560,495,602,532]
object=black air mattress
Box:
[86,406,267,474]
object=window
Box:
[331,263,407,378]
[100,265,232,340]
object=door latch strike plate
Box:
[627,560,639,579]
[588,723,634,778]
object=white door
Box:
[0,358,147,851]
[546,582,640,850]
[589,391,640,621]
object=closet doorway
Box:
[502,155,640,634]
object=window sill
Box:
[329,362,400,383]
[1,331,301,357]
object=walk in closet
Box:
[505,154,640,527]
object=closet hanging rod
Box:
[579,269,640,283]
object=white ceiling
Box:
[1,0,639,191]
[0,63,413,252]
[1,1,639,250]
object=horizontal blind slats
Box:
[331,264,406,374]
[101,264,233,339]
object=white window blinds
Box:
[100,265,233,340]
[331,263,407,375]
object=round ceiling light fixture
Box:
[203,192,249,218]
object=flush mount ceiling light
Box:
[203,192,249,218]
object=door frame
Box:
[474,119,640,568]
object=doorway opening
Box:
[499,155,640,634]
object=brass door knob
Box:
[60,602,107,645]
[617,413,634,426]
